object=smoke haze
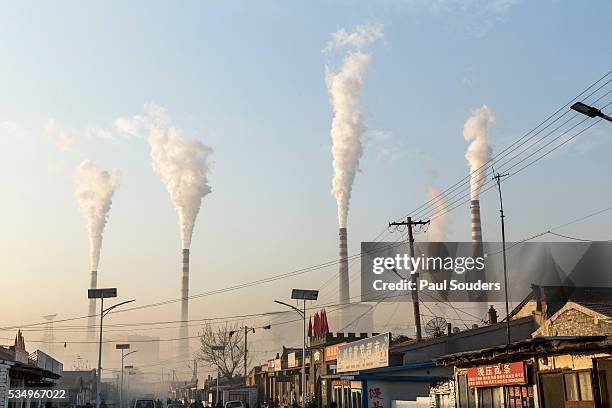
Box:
[463,105,495,200]
[326,23,383,228]
[74,160,120,271]
[426,186,449,241]
[148,119,212,249]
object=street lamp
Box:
[116,344,138,408]
[571,102,612,122]
[229,325,271,383]
[211,345,225,406]
[88,288,135,408]
[274,289,318,408]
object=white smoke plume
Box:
[148,118,212,249]
[324,22,384,52]
[463,105,495,200]
[74,160,120,271]
[425,186,449,241]
[326,23,384,228]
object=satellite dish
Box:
[424,317,447,338]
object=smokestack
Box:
[339,228,349,304]
[87,270,97,340]
[74,160,119,343]
[180,249,190,356]
[470,200,483,243]
[469,199,487,305]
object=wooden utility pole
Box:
[388,217,430,341]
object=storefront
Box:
[455,360,537,408]
[438,335,612,408]
[306,308,369,408]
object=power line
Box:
[0,239,410,332]
[394,69,612,223]
[425,108,610,223]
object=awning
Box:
[437,335,612,366]
[322,360,448,382]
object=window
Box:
[542,370,594,406]
[565,373,579,401]
[578,371,594,401]
[564,371,594,402]
[506,386,535,408]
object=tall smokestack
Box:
[339,228,349,304]
[74,160,119,342]
[87,270,98,340]
[146,104,213,359]
[463,106,494,312]
[469,201,487,306]
[325,23,382,329]
[180,249,190,356]
[470,200,483,243]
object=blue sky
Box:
[1,0,611,366]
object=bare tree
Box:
[197,322,245,380]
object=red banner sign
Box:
[325,342,347,362]
[467,361,526,387]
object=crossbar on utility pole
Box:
[388,217,430,341]
[493,171,511,345]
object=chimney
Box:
[338,228,349,305]
[488,305,498,324]
[469,200,487,307]
[179,249,190,356]
[87,270,97,340]
[470,200,483,242]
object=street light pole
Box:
[88,288,135,408]
[97,297,104,408]
[302,297,306,408]
[116,345,137,408]
[212,345,225,406]
[275,288,318,408]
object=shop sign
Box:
[274,358,282,371]
[288,352,298,368]
[276,375,293,382]
[325,342,347,362]
[467,361,526,387]
[337,333,390,373]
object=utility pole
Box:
[230,325,269,384]
[244,326,248,382]
[493,171,511,345]
[388,217,430,341]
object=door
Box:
[541,374,565,408]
